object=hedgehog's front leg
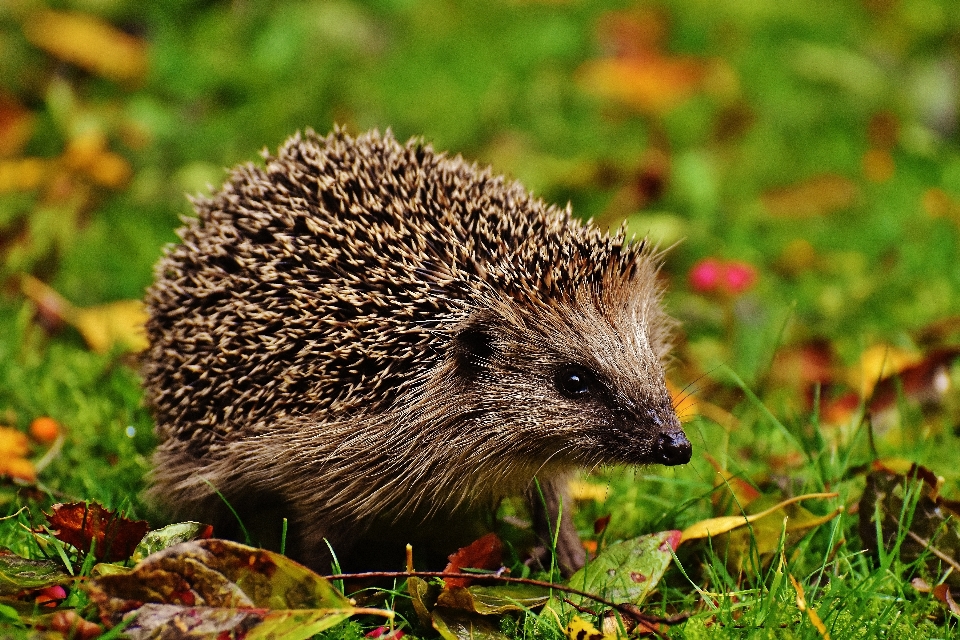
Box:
[525,474,585,576]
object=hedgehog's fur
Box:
[144,128,691,574]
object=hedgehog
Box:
[143,128,691,575]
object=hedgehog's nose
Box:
[655,430,692,466]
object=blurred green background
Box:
[2,0,960,506]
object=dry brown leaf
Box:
[24,10,147,83]
[45,502,150,562]
[761,174,858,218]
[0,95,35,158]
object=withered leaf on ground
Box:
[45,502,149,562]
[85,539,390,639]
[21,275,149,353]
[681,492,840,544]
[431,605,512,640]
[131,521,214,562]
[436,584,551,615]
[859,464,960,589]
[442,532,503,588]
[0,549,71,597]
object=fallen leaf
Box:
[0,95,35,158]
[565,530,680,607]
[761,174,858,218]
[21,275,149,353]
[933,584,960,616]
[131,522,215,563]
[45,502,150,562]
[576,56,707,114]
[86,539,390,637]
[23,11,148,82]
[442,533,503,588]
[0,427,35,482]
[436,584,551,614]
[0,158,49,193]
[865,347,959,416]
[0,550,71,597]
[681,492,840,542]
[432,606,511,640]
[0,427,29,459]
[853,344,921,397]
[859,465,960,588]
[32,610,104,640]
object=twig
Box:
[324,570,687,633]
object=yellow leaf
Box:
[0,426,30,458]
[73,300,149,353]
[566,615,617,640]
[24,11,148,82]
[761,174,858,218]
[680,492,839,542]
[21,275,149,353]
[852,344,920,397]
[0,158,49,192]
[0,457,36,482]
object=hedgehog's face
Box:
[449,300,691,469]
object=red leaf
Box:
[45,502,149,562]
[442,533,503,588]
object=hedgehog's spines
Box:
[144,128,685,572]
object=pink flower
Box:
[688,257,758,295]
[688,258,723,292]
[722,260,757,294]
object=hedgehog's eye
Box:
[555,366,593,400]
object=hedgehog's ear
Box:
[452,323,495,374]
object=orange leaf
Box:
[442,533,503,588]
[0,94,35,158]
[576,56,706,114]
[0,456,36,482]
[45,502,149,562]
[24,11,147,82]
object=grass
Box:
[2,0,960,637]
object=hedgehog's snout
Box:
[653,429,692,466]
